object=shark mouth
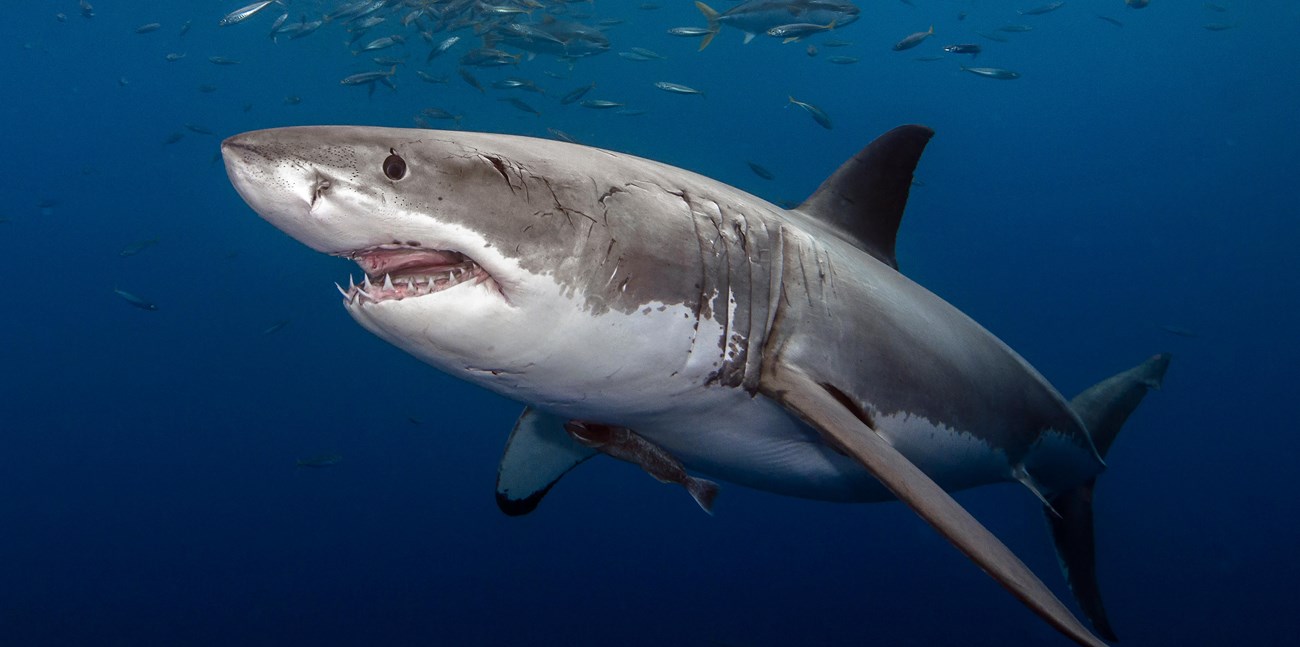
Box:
[336,245,501,305]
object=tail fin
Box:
[686,476,720,514]
[1048,353,1172,642]
[695,2,721,50]
[1073,353,1171,458]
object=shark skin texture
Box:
[223,124,1169,647]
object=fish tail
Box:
[695,1,720,51]
[685,476,720,514]
[1042,353,1171,642]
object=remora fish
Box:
[223,125,1171,647]
[566,421,720,513]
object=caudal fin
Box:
[695,2,721,50]
[686,476,720,514]
[1073,353,1171,458]
[1048,353,1172,642]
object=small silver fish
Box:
[426,36,459,63]
[893,25,935,51]
[960,65,1021,80]
[547,128,579,144]
[667,26,712,37]
[1019,2,1065,15]
[788,96,832,130]
[944,44,982,58]
[119,238,159,257]
[580,99,625,109]
[654,81,704,96]
[114,288,158,311]
[629,47,665,59]
[340,67,397,86]
[219,1,279,27]
[560,82,596,105]
[767,20,836,42]
[500,97,541,116]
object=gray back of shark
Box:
[223,124,1169,647]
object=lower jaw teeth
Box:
[340,263,490,304]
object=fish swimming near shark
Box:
[695,0,861,49]
[222,124,1170,647]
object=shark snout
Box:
[222,132,340,252]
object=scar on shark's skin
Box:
[224,124,1171,647]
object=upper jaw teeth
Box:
[339,259,496,305]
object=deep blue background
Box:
[2,1,1297,645]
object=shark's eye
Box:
[383,149,407,181]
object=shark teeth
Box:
[336,244,506,306]
[339,260,498,305]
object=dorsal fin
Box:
[793,125,934,270]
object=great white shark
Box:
[222,124,1169,647]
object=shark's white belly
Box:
[616,382,1013,503]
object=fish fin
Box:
[793,125,934,271]
[790,125,935,268]
[758,361,1108,647]
[495,406,598,516]
[687,477,720,514]
[1013,464,1060,517]
[1071,353,1171,458]
[695,2,719,50]
[742,32,755,44]
[1038,353,1170,640]
[1045,479,1118,642]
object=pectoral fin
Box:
[495,407,598,516]
[759,362,1108,647]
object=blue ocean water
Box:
[2,1,1297,645]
